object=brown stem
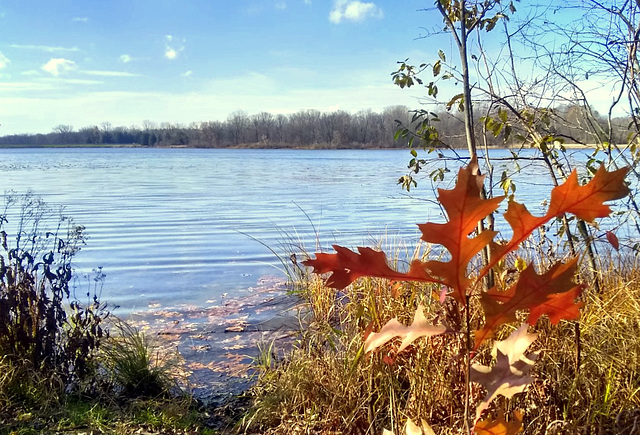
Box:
[464,294,472,435]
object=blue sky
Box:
[0,0,445,135]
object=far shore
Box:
[0,142,598,150]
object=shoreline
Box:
[0,142,598,150]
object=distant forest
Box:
[0,104,632,149]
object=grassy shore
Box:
[242,256,640,434]
[2,256,639,434]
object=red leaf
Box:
[606,231,620,251]
[302,245,440,290]
[549,166,630,221]
[483,166,629,278]
[475,258,584,347]
[418,157,503,302]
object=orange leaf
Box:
[419,157,503,302]
[471,324,538,424]
[302,245,440,290]
[475,258,584,347]
[484,166,629,277]
[549,165,630,221]
[475,409,523,435]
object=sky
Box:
[0,0,445,135]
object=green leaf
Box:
[504,125,512,142]
[446,93,464,111]
[433,60,441,77]
[498,108,508,123]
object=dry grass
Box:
[244,255,640,434]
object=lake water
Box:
[0,147,622,315]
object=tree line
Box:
[0,104,631,149]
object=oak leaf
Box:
[382,418,437,435]
[302,245,440,290]
[483,165,629,277]
[364,304,446,354]
[474,408,523,434]
[475,258,584,347]
[418,157,503,302]
[471,324,538,424]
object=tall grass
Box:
[245,249,640,434]
[100,319,179,398]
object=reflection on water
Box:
[0,147,619,314]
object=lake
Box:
[0,147,618,315]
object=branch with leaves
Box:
[304,158,629,433]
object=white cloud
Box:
[181,70,193,78]
[0,71,426,135]
[41,58,77,76]
[0,82,54,91]
[119,54,132,63]
[275,1,287,9]
[10,44,80,53]
[0,52,10,69]
[165,48,177,60]
[56,78,103,85]
[21,70,40,76]
[304,0,311,4]
[329,0,383,23]
[164,35,184,60]
[71,17,88,22]
[80,70,141,77]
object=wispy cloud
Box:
[0,81,54,91]
[71,17,88,22]
[80,70,141,77]
[10,44,80,53]
[304,0,311,4]
[119,54,132,63]
[181,70,193,78]
[329,0,383,23]
[55,78,102,85]
[41,58,77,76]
[164,35,185,60]
[0,52,10,69]
[275,1,287,9]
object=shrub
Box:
[0,193,109,391]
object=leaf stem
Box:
[464,293,472,435]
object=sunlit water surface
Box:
[0,147,624,315]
